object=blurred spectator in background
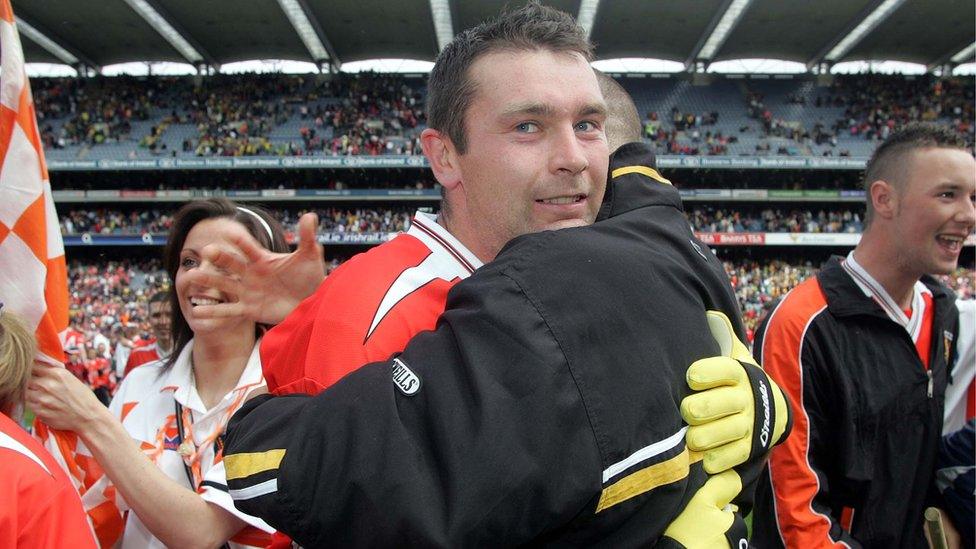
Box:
[84,346,115,405]
[123,290,173,378]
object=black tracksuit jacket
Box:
[222,143,779,547]
[751,257,960,548]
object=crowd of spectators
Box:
[824,75,974,146]
[746,90,853,156]
[64,259,167,393]
[60,206,415,236]
[643,109,736,156]
[725,259,820,338]
[940,268,975,300]
[36,73,427,158]
[279,206,414,235]
[743,75,974,154]
[60,208,175,235]
[61,254,973,397]
[36,73,973,158]
[59,205,876,236]
[688,206,865,233]
[37,76,155,148]
[179,74,297,157]
[294,73,425,156]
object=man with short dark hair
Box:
[123,290,172,377]
[223,120,789,548]
[751,122,975,547]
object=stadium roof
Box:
[12,0,975,72]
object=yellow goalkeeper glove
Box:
[662,470,746,548]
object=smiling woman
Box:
[163,199,288,378]
[26,198,290,549]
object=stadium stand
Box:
[688,206,865,233]
[61,206,872,236]
[38,74,973,161]
[39,73,427,161]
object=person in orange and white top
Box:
[0,306,97,548]
[123,290,173,378]
[84,347,115,404]
[28,198,287,548]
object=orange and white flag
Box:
[0,2,122,546]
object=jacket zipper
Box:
[927,370,933,398]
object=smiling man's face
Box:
[445,48,610,262]
[889,147,976,278]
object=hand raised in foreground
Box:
[185,212,325,325]
[27,362,109,433]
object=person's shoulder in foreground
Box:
[259,211,479,396]
[0,413,97,548]
[219,141,790,547]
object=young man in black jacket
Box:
[752,123,975,547]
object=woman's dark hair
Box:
[162,198,288,370]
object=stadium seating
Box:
[38,74,973,161]
[60,206,869,236]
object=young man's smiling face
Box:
[890,147,976,277]
[443,49,609,262]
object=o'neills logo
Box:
[758,380,771,448]
[392,358,421,396]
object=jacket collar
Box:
[408,211,483,272]
[596,142,682,222]
[819,255,955,322]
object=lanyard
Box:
[173,388,249,491]
[141,397,244,549]
[172,395,246,549]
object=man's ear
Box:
[421,128,462,191]
[869,179,898,220]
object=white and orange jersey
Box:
[123,342,168,378]
[84,340,273,549]
[64,328,86,355]
[261,210,483,396]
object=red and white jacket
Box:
[261,211,482,396]
[0,414,97,548]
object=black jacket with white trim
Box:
[223,143,763,547]
[751,256,960,548]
